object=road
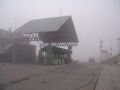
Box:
[0,63,102,90]
[95,65,120,90]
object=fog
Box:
[0,0,120,62]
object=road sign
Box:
[101,50,107,54]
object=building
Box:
[0,29,36,63]
[14,16,79,64]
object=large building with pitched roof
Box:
[14,16,78,64]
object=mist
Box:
[0,0,120,62]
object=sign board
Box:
[101,50,107,54]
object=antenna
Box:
[59,7,62,25]
[14,17,17,30]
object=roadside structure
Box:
[14,16,79,64]
[40,46,72,64]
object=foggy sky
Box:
[0,0,120,62]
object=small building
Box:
[0,29,36,63]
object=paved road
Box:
[0,63,102,90]
[95,65,120,90]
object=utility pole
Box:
[117,38,120,64]
[100,40,103,62]
[117,38,120,55]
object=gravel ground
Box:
[0,63,102,90]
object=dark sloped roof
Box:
[14,16,79,43]
[14,16,70,34]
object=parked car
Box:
[89,58,95,62]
